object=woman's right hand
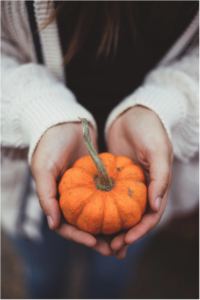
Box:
[31,122,114,256]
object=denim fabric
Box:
[12,215,153,299]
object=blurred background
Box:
[1,206,199,299]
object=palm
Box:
[106,106,173,257]
[31,122,116,256]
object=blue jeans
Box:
[12,215,153,299]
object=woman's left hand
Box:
[107,105,174,259]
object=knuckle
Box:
[37,195,47,214]
[162,171,170,189]
[31,163,41,177]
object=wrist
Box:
[20,93,96,165]
[105,85,186,145]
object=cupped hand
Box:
[31,122,114,256]
[106,105,174,259]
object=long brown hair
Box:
[45,1,197,65]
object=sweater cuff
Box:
[20,88,97,164]
[105,84,187,141]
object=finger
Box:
[92,237,115,257]
[116,245,129,260]
[56,222,97,247]
[125,209,161,245]
[147,150,171,212]
[34,171,62,230]
[110,232,126,251]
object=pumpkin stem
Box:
[79,117,113,191]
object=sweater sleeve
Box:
[105,46,199,162]
[1,39,97,164]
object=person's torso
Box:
[56,1,198,151]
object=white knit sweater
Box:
[1,1,199,240]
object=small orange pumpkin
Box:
[59,118,147,235]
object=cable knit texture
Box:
[105,47,199,162]
[1,1,199,240]
[1,1,97,164]
[1,1,199,164]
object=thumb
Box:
[34,170,61,230]
[148,152,171,212]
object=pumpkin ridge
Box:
[60,166,93,178]
[62,183,94,192]
[75,190,99,227]
[100,191,106,233]
[114,165,145,182]
[76,167,98,177]
[60,186,96,224]
[111,190,134,230]
[110,192,123,232]
[71,166,97,178]
[59,119,147,234]
[105,155,117,178]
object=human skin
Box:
[31,122,115,256]
[107,105,173,259]
[31,105,173,258]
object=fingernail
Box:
[47,215,53,228]
[155,197,162,211]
